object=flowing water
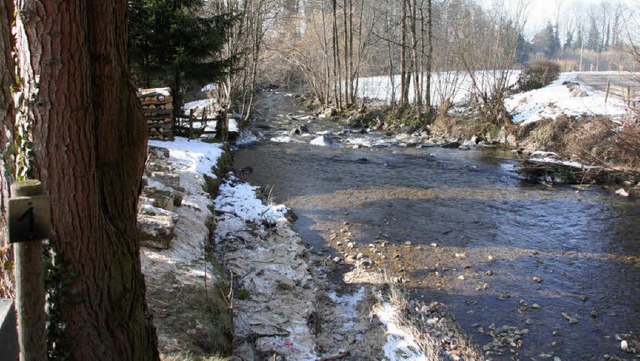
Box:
[233,92,640,360]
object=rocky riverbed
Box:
[136,137,483,360]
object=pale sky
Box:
[525,0,601,30]
[480,0,638,36]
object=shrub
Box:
[517,60,561,91]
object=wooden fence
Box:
[174,108,229,141]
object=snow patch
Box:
[506,72,628,124]
[375,302,429,361]
[215,180,288,223]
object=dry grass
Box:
[375,277,484,361]
[147,271,233,359]
[518,114,640,171]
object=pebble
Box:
[487,255,495,262]
[532,250,540,256]
[554,357,562,361]
[431,243,438,247]
[531,303,542,310]
[476,283,489,291]
[621,340,629,351]
[591,310,599,318]
[333,257,341,263]
[454,253,467,259]
[486,270,494,276]
[356,253,364,260]
[561,312,579,324]
[336,241,342,246]
[532,276,543,283]
[458,275,466,280]
[405,241,412,246]
[498,294,511,300]
[347,242,355,248]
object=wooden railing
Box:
[174,108,229,141]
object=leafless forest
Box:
[205,0,637,122]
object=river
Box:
[233,92,640,360]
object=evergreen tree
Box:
[587,18,600,51]
[532,21,558,57]
[516,31,531,65]
[128,0,235,111]
[574,28,584,50]
[563,30,573,51]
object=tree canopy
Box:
[128,0,235,109]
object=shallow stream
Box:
[234,92,640,360]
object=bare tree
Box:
[453,0,525,124]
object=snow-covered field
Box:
[358,71,632,125]
[505,72,628,124]
[357,70,520,106]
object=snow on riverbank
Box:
[505,72,628,124]
[358,70,631,125]
[358,71,520,106]
[141,136,439,359]
[142,138,224,286]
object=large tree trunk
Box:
[13,0,158,359]
[0,0,16,298]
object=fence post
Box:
[0,299,18,361]
[9,180,49,361]
[189,109,195,139]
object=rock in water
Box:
[621,340,629,351]
[310,135,333,147]
[615,188,630,197]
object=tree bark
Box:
[0,0,16,298]
[13,0,158,359]
[400,0,409,106]
[425,0,433,117]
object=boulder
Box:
[324,107,337,118]
[139,204,179,223]
[150,171,180,189]
[310,135,333,147]
[148,146,170,158]
[615,188,630,197]
[441,141,461,149]
[138,215,176,249]
[152,190,177,212]
[290,125,310,136]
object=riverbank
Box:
[233,90,640,360]
[138,137,483,360]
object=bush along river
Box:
[233,91,640,360]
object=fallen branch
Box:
[516,159,629,185]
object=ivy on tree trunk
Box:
[12,0,159,359]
